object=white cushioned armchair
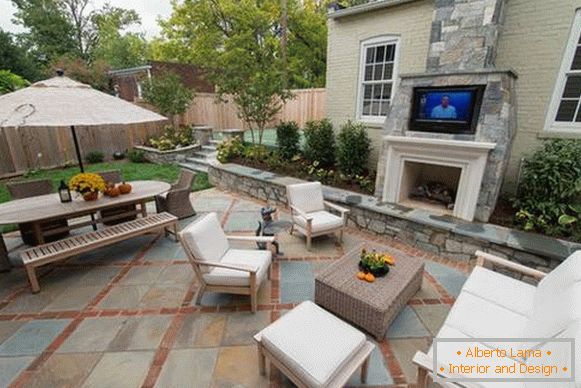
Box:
[286,182,349,250]
[180,212,275,312]
[413,250,581,388]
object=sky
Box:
[0,0,173,38]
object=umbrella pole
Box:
[70,125,84,172]
[70,125,97,231]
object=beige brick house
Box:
[325,0,581,197]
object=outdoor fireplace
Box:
[375,0,517,223]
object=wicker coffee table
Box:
[315,245,424,340]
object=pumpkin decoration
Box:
[118,182,132,194]
[364,273,375,283]
[356,271,366,280]
[107,186,121,197]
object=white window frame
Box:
[356,35,401,124]
[545,10,581,133]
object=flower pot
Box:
[358,261,390,277]
[82,191,99,201]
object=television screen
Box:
[410,86,485,134]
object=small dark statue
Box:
[410,181,455,209]
[255,207,282,254]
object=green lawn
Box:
[0,161,211,205]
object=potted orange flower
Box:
[68,173,106,201]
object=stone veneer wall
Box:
[427,0,507,72]
[209,163,581,277]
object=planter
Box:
[358,261,390,277]
[133,144,201,164]
[82,191,99,201]
[193,126,214,145]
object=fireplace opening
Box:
[398,161,461,215]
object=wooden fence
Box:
[0,121,166,176]
[0,88,326,176]
[179,88,326,129]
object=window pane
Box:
[382,84,392,99]
[364,85,372,99]
[556,100,578,122]
[362,100,371,115]
[366,47,375,64]
[375,45,385,63]
[572,46,581,70]
[374,64,383,81]
[380,101,390,116]
[373,84,383,99]
[562,75,581,98]
[384,64,394,80]
[577,106,581,122]
[364,65,373,81]
[385,45,395,61]
[371,101,381,115]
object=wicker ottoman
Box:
[315,245,424,340]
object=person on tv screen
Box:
[431,95,457,119]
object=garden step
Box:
[209,139,222,145]
[195,148,217,156]
[179,161,209,174]
[202,145,217,152]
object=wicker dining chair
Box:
[155,169,196,219]
[6,179,70,245]
[96,170,137,225]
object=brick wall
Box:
[325,0,433,164]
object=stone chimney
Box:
[426,0,507,72]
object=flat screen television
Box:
[409,86,485,134]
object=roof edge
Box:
[328,0,421,19]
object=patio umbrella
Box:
[0,70,167,172]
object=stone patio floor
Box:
[0,188,472,388]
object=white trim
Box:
[381,136,495,222]
[356,36,401,123]
[544,10,581,133]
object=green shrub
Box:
[148,126,194,151]
[216,137,245,163]
[276,121,301,160]
[303,119,336,168]
[337,120,371,176]
[243,144,269,162]
[514,139,581,239]
[85,150,104,164]
[127,149,146,163]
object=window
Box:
[546,11,581,132]
[357,37,399,122]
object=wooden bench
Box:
[20,212,179,293]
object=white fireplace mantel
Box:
[381,136,496,221]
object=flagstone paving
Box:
[0,188,471,388]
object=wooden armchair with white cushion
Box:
[413,250,581,388]
[179,212,274,312]
[286,182,349,250]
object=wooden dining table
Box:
[0,180,170,271]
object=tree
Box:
[50,56,111,91]
[142,73,194,125]
[0,70,29,94]
[11,0,144,64]
[157,0,292,145]
[0,29,43,81]
[11,0,78,62]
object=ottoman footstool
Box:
[254,301,375,388]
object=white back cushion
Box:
[526,251,581,338]
[287,182,325,214]
[180,212,229,263]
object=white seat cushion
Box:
[287,182,325,213]
[462,266,536,317]
[293,211,344,234]
[181,213,229,263]
[203,249,271,287]
[526,251,581,338]
[445,292,529,351]
[258,301,366,388]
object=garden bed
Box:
[133,144,201,164]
